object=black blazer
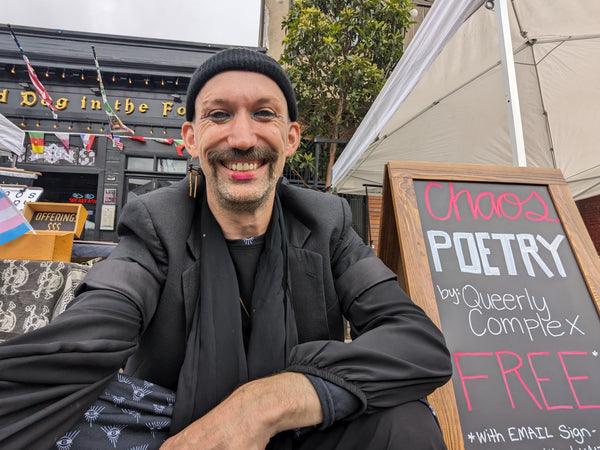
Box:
[80,178,449,407]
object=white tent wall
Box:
[329,0,485,193]
[532,37,600,198]
[331,0,600,201]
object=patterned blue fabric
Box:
[55,373,175,450]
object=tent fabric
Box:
[0,113,25,157]
[331,0,600,201]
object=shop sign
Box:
[0,88,186,120]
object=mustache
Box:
[207,147,278,165]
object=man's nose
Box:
[226,113,258,151]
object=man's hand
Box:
[160,372,322,449]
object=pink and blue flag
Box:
[0,186,33,246]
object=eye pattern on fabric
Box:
[56,373,176,450]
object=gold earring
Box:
[188,159,202,198]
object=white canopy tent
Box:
[331,0,600,201]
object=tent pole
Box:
[495,0,527,166]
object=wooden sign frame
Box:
[378,161,600,449]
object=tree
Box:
[280,0,413,189]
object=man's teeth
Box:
[227,162,259,171]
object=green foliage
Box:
[288,150,315,175]
[279,0,413,185]
[286,144,316,187]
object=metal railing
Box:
[283,136,347,191]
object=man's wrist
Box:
[236,372,323,436]
[305,374,361,429]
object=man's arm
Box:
[0,195,168,448]
[285,194,452,417]
[161,372,322,449]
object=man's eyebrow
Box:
[199,96,284,109]
[253,96,283,106]
[198,98,228,108]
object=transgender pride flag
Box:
[0,186,33,246]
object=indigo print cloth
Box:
[56,373,175,450]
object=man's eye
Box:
[251,110,280,121]
[202,112,232,123]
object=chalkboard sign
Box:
[378,162,600,450]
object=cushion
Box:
[0,259,92,342]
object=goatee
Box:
[206,146,281,213]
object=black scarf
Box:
[171,185,298,433]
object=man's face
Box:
[182,71,300,213]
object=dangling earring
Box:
[188,158,202,198]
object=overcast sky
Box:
[3,0,263,47]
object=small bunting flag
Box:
[28,131,44,154]
[107,134,124,151]
[149,138,175,145]
[80,134,95,152]
[55,132,70,152]
[128,136,146,143]
[174,139,185,157]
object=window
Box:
[124,156,187,204]
[158,158,187,173]
[126,156,187,174]
[126,157,154,171]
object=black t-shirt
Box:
[226,234,361,424]
[226,234,265,350]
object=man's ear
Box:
[286,121,301,158]
[181,121,199,158]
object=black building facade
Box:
[0,24,250,242]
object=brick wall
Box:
[367,195,383,253]
[576,194,600,255]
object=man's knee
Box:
[294,400,447,449]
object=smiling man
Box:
[183,68,299,227]
[0,49,452,449]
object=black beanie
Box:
[185,48,298,122]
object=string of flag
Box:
[25,131,185,155]
[7,26,149,139]
[8,26,187,157]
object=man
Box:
[0,49,451,449]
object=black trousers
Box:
[289,400,447,450]
[61,374,446,450]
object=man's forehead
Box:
[197,71,287,105]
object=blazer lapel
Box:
[182,198,203,335]
[285,213,330,342]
